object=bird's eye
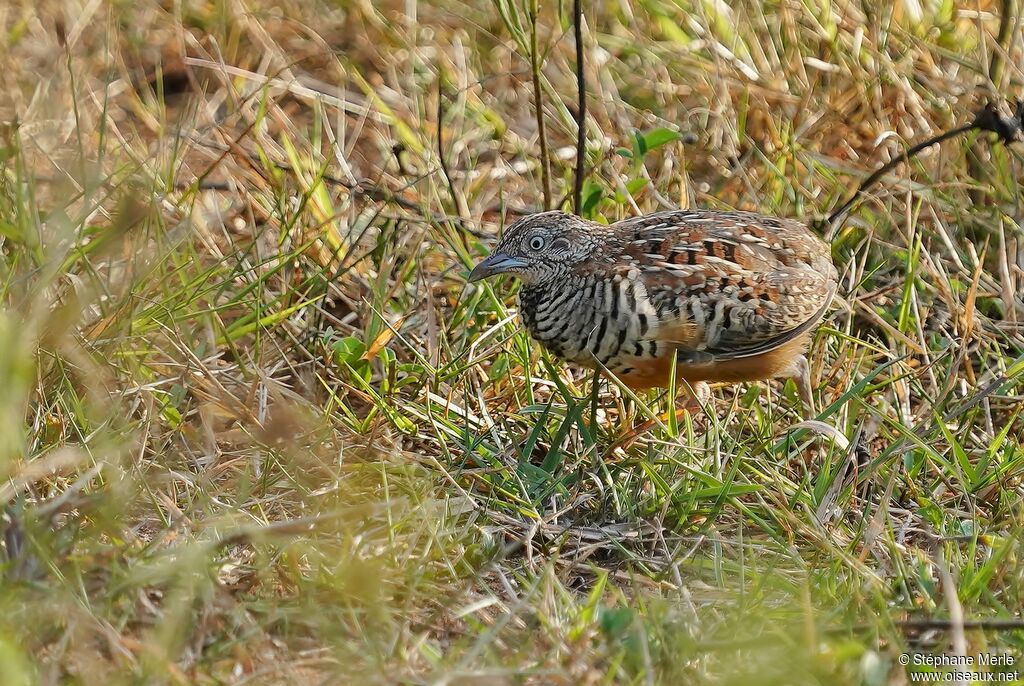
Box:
[528,235,546,250]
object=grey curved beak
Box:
[468,253,527,282]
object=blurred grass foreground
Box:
[1,0,1023,684]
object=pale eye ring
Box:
[528,235,546,251]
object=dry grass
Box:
[1,0,1023,684]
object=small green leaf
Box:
[626,178,648,194]
[333,336,366,366]
[598,606,634,637]
[581,180,603,215]
[632,130,647,157]
[614,178,648,203]
[614,147,633,159]
[641,127,684,151]
[0,222,23,241]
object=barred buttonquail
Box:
[469,209,838,412]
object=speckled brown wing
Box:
[594,210,837,365]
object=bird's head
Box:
[468,211,600,286]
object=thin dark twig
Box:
[572,0,586,214]
[826,100,1024,227]
[529,0,552,209]
[826,124,974,225]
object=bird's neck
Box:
[517,281,552,312]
